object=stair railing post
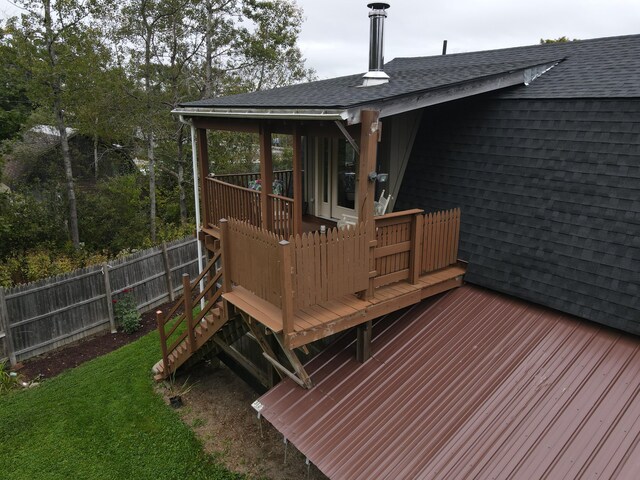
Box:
[156,310,169,375]
[182,273,195,354]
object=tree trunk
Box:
[144,27,157,243]
[204,0,213,97]
[93,131,99,179]
[44,0,80,249]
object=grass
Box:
[0,330,243,480]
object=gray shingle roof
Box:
[180,34,640,110]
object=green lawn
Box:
[0,330,243,480]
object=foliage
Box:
[77,174,151,254]
[114,290,142,334]
[0,361,21,395]
[540,36,577,44]
[0,331,243,479]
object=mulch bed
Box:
[16,300,179,382]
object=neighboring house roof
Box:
[257,285,640,480]
[178,34,640,115]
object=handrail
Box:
[155,251,223,374]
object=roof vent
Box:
[362,3,390,87]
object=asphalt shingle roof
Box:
[180,34,640,110]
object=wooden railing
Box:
[223,219,283,308]
[212,170,293,196]
[373,207,461,288]
[269,194,294,238]
[205,177,261,229]
[422,208,460,274]
[221,219,369,335]
[156,250,223,373]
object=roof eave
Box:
[172,107,348,122]
[345,60,561,124]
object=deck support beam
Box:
[240,312,283,386]
[274,332,313,389]
[356,320,372,363]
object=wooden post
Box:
[156,310,169,375]
[161,242,175,302]
[196,128,210,227]
[356,320,372,363]
[279,240,294,340]
[358,110,381,299]
[0,287,16,366]
[102,263,117,333]
[182,273,195,354]
[292,126,303,236]
[219,219,232,293]
[259,124,274,230]
[409,212,424,284]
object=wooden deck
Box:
[224,264,465,349]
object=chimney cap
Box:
[367,2,390,9]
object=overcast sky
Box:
[1,0,638,79]
[297,0,640,78]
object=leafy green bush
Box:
[0,361,20,395]
[113,290,141,334]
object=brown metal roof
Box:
[256,285,640,479]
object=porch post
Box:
[357,110,381,299]
[259,124,273,230]
[292,126,303,236]
[196,128,210,227]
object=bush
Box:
[113,290,141,334]
[0,361,20,395]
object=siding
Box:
[396,96,640,334]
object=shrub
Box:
[0,361,20,395]
[113,290,141,334]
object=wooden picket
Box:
[226,219,283,308]
[290,224,368,310]
[422,208,461,274]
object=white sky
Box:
[1,0,639,79]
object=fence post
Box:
[0,287,16,366]
[409,211,424,284]
[182,273,195,354]
[102,263,117,333]
[156,310,169,375]
[161,242,175,302]
[279,240,295,345]
[219,219,232,293]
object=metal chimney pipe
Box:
[362,2,390,86]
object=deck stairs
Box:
[152,249,230,381]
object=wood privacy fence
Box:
[0,237,204,365]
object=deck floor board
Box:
[223,265,465,347]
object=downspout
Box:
[189,122,205,310]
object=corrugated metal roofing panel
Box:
[257,285,640,479]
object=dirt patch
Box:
[17,300,179,381]
[161,362,328,480]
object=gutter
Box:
[173,107,347,122]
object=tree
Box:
[540,36,577,44]
[5,0,109,249]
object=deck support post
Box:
[292,126,304,236]
[356,320,372,363]
[259,124,274,230]
[357,110,381,299]
[240,312,284,386]
[196,128,210,228]
[274,333,313,389]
